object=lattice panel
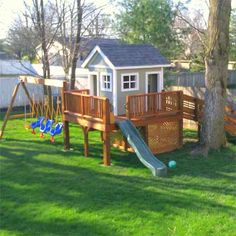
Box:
[148,120,181,154]
[111,127,145,152]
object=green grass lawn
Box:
[0,118,236,236]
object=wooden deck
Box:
[62,89,236,165]
[63,90,185,162]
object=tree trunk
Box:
[201,0,231,150]
[40,0,52,117]
[70,0,82,90]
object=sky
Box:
[0,0,235,40]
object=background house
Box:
[36,37,120,67]
[82,44,170,115]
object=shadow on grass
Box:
[1,145,236,235]
[1,120,236,235]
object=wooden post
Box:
[179,91,184,146]
[123,137,129,151]
[102,98,111,166]
[61,81,70,150]
[63,121,70,150]
[161,92,166,111]
[0,82,21,139]
[126,96,130,119]
[81,95,84,115]
[82,126,89,157]
[103,131,110,166]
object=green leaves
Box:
[115,0,181,58]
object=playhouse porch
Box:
[63,90,185,161]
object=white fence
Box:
[0,76,44,108]
[0,65,89,109]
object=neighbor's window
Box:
[121,73,139,91]
[101,73,112,92]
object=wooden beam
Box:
[0,82,21,139]
[64,112,113,132]
[19,76,66,88]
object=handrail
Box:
[126,91,183,119]
[64,92,110,124]
[64,90,107,100]
[68,89,89,94]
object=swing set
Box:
[0,76,67,143]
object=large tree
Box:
[201,0,231,151]
[115,0,180,57]
[229,8,236,60]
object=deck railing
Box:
[126,91,183,119]
[182,94,236,136]
[183,94,204,121]
[64,91,110,123]
[69,89,90,94]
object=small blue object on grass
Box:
[168,160,177,168]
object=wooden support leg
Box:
[82,126,89,157]
[103,131,110,166]
[100,131,104,141]
[0,82,21,139]
[123,137,128,151]
[63,121,70,150]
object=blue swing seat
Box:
[50,122,63,137]
[30,117,45,134]
[40,119,54,135]
[49,122,63,143]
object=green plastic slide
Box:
[116,120,167,177]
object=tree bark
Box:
[201,0,231,150]
[70,0,82,90]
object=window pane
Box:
[107,75,110,82]
[130,75,136,81]
[107,83,110,89]
[123,76,130,82]
[131,82,136,88]
[123,83,130,89]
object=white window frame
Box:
[121,73,139,92]
[100,72,112,92]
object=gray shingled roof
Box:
[97,44,169,67]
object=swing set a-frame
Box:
[0,75,67,139]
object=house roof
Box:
[80,38,120,53]
[82,44,170,69]
[0,60,37,76]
